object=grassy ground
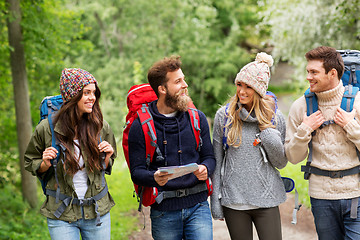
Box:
[0,160,139,240]
[108,162,139,239]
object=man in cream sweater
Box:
[285,46,360,239]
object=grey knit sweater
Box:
[210,105,288,219]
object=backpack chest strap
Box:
[154,182,208,204]
[46,184,108,226]
[301,165,360,178]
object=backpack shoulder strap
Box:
[341,85,360,163]
[341,85,359,112]
[48,114,61,160]
[304,88,318,116]
[187,102,202,151]
[303,88,318,179]
[137,103,159,165]
[47,114,62,202]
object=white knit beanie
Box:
[234,52,274,97]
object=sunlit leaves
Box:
[261,0,360,87]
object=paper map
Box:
[158,163,199,180]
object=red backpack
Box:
[122,83,213,211]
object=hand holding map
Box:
[158,163,199,180]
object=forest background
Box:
[1,0,359,239]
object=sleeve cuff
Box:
[298,122,313,137]
[34,159,47,179]
[105,157,114,175]
[344,119,358,133]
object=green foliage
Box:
[0,185,49,240]
[63,0,269,136]
[0,0,93,194]
[261,0,360,87]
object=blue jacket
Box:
[128,100,216,211]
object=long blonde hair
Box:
[225,92,276,148]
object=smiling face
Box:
[77,83,96,116]
[163,68,191,112]
[237,81,255,111]
[306,60,339,93]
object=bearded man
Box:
[128,55,216,240]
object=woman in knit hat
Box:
[25,68,117,240]
[210,53,288,240]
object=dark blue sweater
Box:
[128,100,216,211]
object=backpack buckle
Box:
[351,65,356,72]
[176,189,189,197]
[329,171,343,178]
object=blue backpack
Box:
[38,95,63,194]
[301,50,360,180]
[222,91,301,224]
[338,50,360,87]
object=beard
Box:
[164,88,191,112]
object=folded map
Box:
[158,163,199,180]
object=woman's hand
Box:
[98,141,114,168]
[38,147,58,173]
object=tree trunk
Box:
[7,0,38,208]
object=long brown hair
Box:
[54,85,103,176]
[226,92,276,148]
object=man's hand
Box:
[334,107,356,128]
[193,164,208,181]
[302,111,325,131]
[154,170,173,186]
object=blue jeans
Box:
[47,212,110,240]
[311,197,360,240]
[150,201,213,240]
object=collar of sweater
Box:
[237,102,258,123]
[315,80,345,106]
[149,100,187,133]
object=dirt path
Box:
[129,193,316,240]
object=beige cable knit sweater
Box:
[285,81,360,200]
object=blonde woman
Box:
[211,53,288,240]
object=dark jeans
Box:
[223,206,282,240]
[311,197,360,240]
